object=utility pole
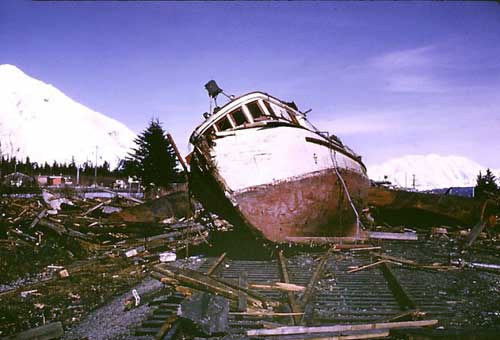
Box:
[412,174,416,190]
[94,145,98,187]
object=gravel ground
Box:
[63,278,164,340]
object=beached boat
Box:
[188,82,370,243]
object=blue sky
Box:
[1,1,499,168]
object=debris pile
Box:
[0,189,229,337]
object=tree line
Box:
[1,119,184,189]
[0,156,113,178]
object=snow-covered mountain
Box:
[368,154,500,190]
[0,64,136,168]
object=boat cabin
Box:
[190,92,319,143]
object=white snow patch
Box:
[0,64,136,168]
[368,154,499,190]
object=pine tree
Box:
[475,169,498,199]
[124,119,179,189]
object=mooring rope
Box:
[329,148,363,237]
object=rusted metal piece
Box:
[278,251,302,325]
[379,262,417,311]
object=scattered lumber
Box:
[246,319,438,336]
[153,264,280,309]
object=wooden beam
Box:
[347,260,388,273]
[367,231,418,241]
[285,236,366,244]
[29,209,47,229]
[278,251,302,325]
[300,250,332,325]
[206,252,226,276]
[379,262,417,310]
[6,321,63,340]
[249,282,305,292]
[167,132,189,174]
[246,319,438,336]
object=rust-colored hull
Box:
[234,169,369,242]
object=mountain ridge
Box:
[368,154,500,190]
[0,64,136,168]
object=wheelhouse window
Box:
[216,116,233,131]
[263,101,276,117]
[246,101,264,120]
[231,108,247,126]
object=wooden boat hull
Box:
[189,125,370,243]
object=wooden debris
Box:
[367,231,418,241]
[5,321,63,340]
[347,260,389,273]
[246,319,438,336]
[431,227,448,235]
[249,282,305,292]
[29,209,47,229]
[153,264,279,308]
[278,250,302,325]
[206,252,227,276]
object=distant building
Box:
[3,172,37,188]
[36,175,73,187]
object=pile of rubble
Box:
[0,188,232,337]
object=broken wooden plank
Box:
[380,262,417,310]
[367,231,418,241]
[167,132,188,174]
[285,236,366,244]
[278,250,302,325]
[29,209,47,229]
[249,282,305,292]
[229,311,304,316]
[347,260,388,273]
[246,319,438,336]
[81,199,112,216]
[267,330,391,340]
[6,321,63,340]
[238,271,248,312]
[154,315,177,340]
[206,252,226,276]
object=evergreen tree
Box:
[124,119,179,189]
[475,169,498,199]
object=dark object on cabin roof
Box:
[284,101,299,111]
[205,80,223,98]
